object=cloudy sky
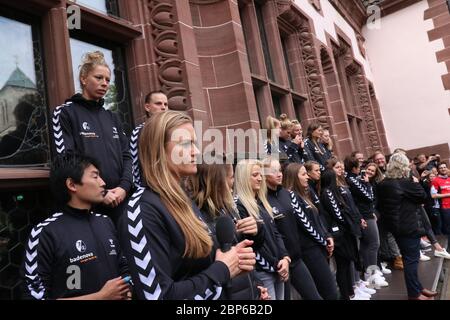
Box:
[0,16,36,88]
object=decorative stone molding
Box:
[356,34,366,57]
[147,0,187,110]
[298,19,331,129]
[320,48,334,74]
[354,74,380,149]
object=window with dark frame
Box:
[69,35,133,135]
[0,12,49,167]
[281,38,294,89]
[271,93,282,118]
[73,0,119,17]
[255,2,275,81]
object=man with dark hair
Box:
[22,152,131,300]
[131,91,168,187]
[432,162,450,245]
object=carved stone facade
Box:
[148,0,188,111]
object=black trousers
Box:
[289,259,323,300]
[302,246,338,300]
[334,252,354,300]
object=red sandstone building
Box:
[0,0,448,299]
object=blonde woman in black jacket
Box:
[234,159,290,300]
[118,111,256,300]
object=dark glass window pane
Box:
[282,40,294,88]
[255,3,274,81]
[272,94,281,118]
[0,15,49,167]
[294,100,303,122]
[75,0,119,17]
[0,190,52,299]
[69,38,133,135]
[253,86,264,127]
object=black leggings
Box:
[334,253,354,300]
[302,246,338,300]
[289,259,323,300]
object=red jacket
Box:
[432,176,450,209]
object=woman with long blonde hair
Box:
[234,159,290,300]
[118,111,256,300]
[190,157,268,300]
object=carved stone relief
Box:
[147,0,188,110]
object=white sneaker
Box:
[434,248,450,259]
[420,251,431,261]
[380,262,392,274]
[374,269,386,280]
[367,274,389,288]
[357,281,376,295]
[351,293,370,300]
[354,286,371,298]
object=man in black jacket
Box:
[22,153,131,300]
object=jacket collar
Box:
[67,93,105,110]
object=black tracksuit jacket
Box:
[118,188,230,300]
[303,138,330,171]
[199,207,264,300]
[266,186,328,265]
[345,172,376,220]
[130,122,145,188]
[22,206,129,299]
[236,198,288,273]
[52,94,133,193]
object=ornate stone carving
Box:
[298,19,330,129]
[355,74,380,149]
[320,48,334,74]
[147,0,187,110]
[356,34,366,57]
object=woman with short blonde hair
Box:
[377,152,431,300]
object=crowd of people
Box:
[21,51,450,300]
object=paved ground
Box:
[372,236,447,300]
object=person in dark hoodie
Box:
[234,159,290,300]
[118,111,256,300]
[270,159,337,300]
[189,157,268,300]
[22,152,131,300]
[51,51,132,223]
